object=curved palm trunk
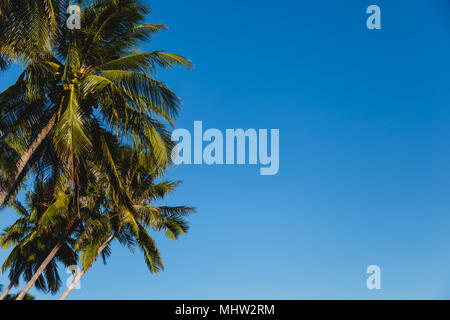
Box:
[16,212,78,300]
[0,279,15,300]
[0,114,57,208]
[59,234,116,300]
[58,266,87,301]
[0,265,23,300]
[15,241,63,300]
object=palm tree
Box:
[15,138,193,300]
[0,0,67,205]
[0,0,63,200]
[0,0,191,209]
[0,180,78,300]
[59,145,194,299]
[0,0,192,300]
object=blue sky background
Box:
[1,0,450,299]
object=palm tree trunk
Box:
[16,211,79,300]
[0,114,57,208]
[0,278,15,300]
[58,266,87,301]
[15,241,63,300]
[59,233,116,300]
[0,265,23,300]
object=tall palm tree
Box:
[0,0,191,209]
[59,145,194,299]
[0,0,192,300]
[0,181,77,300]
[0,0,64,201]
[16,137,193,300]
[0,0,68,205]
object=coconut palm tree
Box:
[15,138,194,300]
[0,0,191,209]
[0,180,78,300]
[59,145,194,299]
[0,0,63,196]
[0,0,192,300]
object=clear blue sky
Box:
[1,0,450,299]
